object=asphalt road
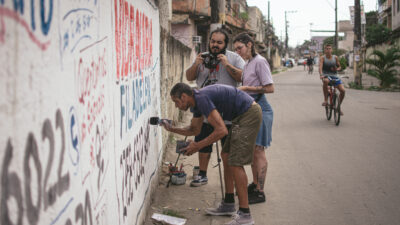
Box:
[145,66,400,225]
[253,66,400,225]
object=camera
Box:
[176,140,190,153]
[201,52,220,69]
[149,117,172,126]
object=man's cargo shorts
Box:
[222,103,262,166]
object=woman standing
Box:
[233,33,274,204]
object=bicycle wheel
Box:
[334,93,341,125]
[325,93,332,120]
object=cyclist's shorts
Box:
[324,75,343,86]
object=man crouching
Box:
[162,83,261,225]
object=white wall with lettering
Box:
[0,0,162,225]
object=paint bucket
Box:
[171,173,186,185]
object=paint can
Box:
[171,172,186,185]
[193,166,200,179]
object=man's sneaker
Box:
[224,210,254,225]
[247,182,257,194]
[190,175,208,187]
[205,201,236,216]
[248,190,266,204]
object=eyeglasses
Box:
[234,45,245,51]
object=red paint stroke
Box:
[0,7,50,50]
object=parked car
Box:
[285,58,295,67]
[297,58,306,65]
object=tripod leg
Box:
[215,141,225,200]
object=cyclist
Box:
[306,55,314,74]
[319,44,345,115]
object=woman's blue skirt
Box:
[254,94,273,147]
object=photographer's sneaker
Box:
[205,202,236,216]
[190,175,208,187]
[224,210,254,225]
[248,190,266,204]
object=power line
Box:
[324,0,335,10]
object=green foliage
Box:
[365,47,400,88]
[366,11,378,26]
[348,81,363,90]
[323,36,343,48]
[339,57,347,70]
[323,36,334,47]
[366,24,391,47]
[162,209,186,219]
[239,12,249,21]
[332,49,347,57]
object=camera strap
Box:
[200,70,217,88]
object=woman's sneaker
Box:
[236,182,257,196]
[247,182,257,194]
[248,190,266,204]
[224,210,254,225]
[190,175,208,187]
[205,201,236,216]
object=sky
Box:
[246,0,378,47]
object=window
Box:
[398,0,399,12]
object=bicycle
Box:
[324,76,344,126]
[308,64,314,74]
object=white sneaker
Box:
[224,210,254,225]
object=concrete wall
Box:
[365,37,400,84]
[392,0,400,30]
[338,21,354,51]
[0,1,179,225]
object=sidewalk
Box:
[144,111,242,225]
[338,67,380,88]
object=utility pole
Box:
[267,1,271,60]
[285,10,297,58]
[210,0,225,31]
[353,0,362,85]
[285,11,288,57]
[268,1,270,24]
[335,0,338,49]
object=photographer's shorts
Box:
[222,103,262,166]
[195,123,230,153]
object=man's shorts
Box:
[222,103,262,166]
[324,75,343,86]
[195,123,231,153]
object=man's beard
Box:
[209,45,227,56]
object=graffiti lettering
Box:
[75,48,108,144]
[119,122,150,219]
[120,76,151,138]
[0,109,71,225]
[59,0,99,56]
[0,0,53,50]
[64,191,93,225]
[114,0,153,80]
[1,139,24,225]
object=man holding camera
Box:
[163,83,261,225]
[186,28,245,187]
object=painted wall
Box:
[0,1,165,225]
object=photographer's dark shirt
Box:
[190,84,253,121]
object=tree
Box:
[365,47,400,88]
[365,24,391,47]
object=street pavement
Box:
[144,65,400,225]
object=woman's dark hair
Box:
[233,32,257,57]
[209,28,230,46]
[170,83,193,98]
